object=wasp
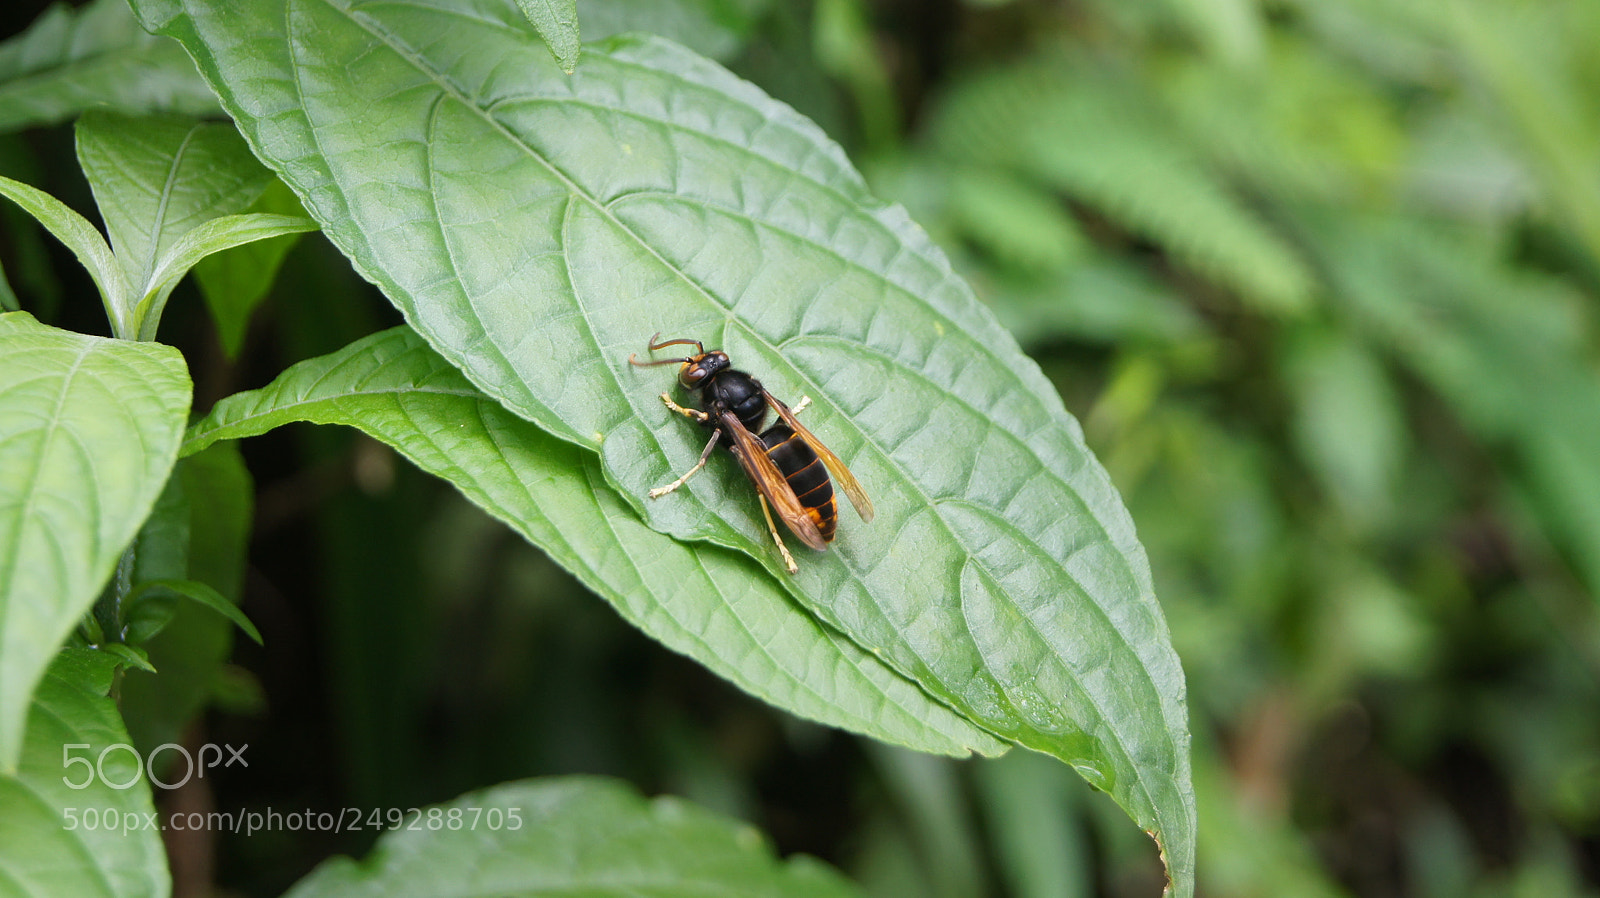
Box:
[629,334,874,573]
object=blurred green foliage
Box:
[4,0,1599,895]
[836,0,1600,895]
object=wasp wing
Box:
[719,410,829,552]
[764,391,875,523]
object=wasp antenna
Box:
[646,335,706,354]
[630,354,691,368]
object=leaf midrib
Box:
[138,121,205,290]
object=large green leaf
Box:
[0,651,170,898]
[285,776,860,897]
[0,311,191,772]
[132,0,1194,887]
[182,326,1004,758]
[0,0,217,134]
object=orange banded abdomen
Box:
[760,425,837,542]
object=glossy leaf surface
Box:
[132,0,1194,886]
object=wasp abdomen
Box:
[761,425,838,541]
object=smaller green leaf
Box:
[0,0,218,134]
[127,578,262,645]
[51,645,125,692]
[118,465,189,646]
[0,174,128,334]
[77,614,106,647]
[129,454,190,590]
[0,311,191,771]
[176,432,253,602]
[96,642,157,673]
[135,212,316,339]
[515,0,580,72]
[0,652,170,898]
[76,113,275,290]
[123,590,178,646]
[285,777,862,897]
[75,112,315,339]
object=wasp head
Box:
[678,350,729,390]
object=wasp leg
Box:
[649,430,721,499]
[659,392,710,423]
[758,493,800,574]
[791,395,811,415]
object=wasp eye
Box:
[679,365,706,388]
